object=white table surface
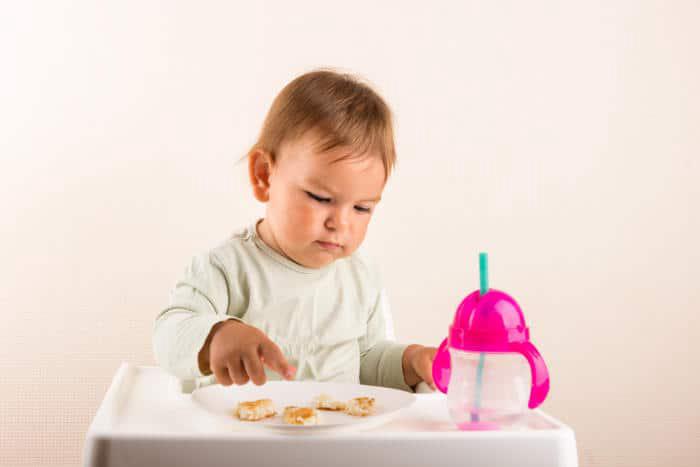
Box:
[83,362,578,467]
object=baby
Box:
[153,69,437,392]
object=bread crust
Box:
[235,398,276,421]
[313,393,347,411]
[283,406,319,425]
[344,397,375,417]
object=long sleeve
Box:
[152,253,241,380]
[359,288,413,392]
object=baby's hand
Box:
[402,344,438,391]
[199,320,296,386]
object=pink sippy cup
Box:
[432,253,550,430]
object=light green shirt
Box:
[152,220,412,392]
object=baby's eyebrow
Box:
[306,179,381,203]
[306,178,335,196]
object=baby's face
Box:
[262,132,385,269]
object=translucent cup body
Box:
[446,348,531,429]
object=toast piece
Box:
[313,393,347,411]
[283,406,319,425]
[235,399,276,421]
[344,397,375,417]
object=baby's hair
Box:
[248,68,396,179]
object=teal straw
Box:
[472,252,488,423]
[479,252,489,295]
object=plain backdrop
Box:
[1,1,699,466]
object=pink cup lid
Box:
[432,289,550,409]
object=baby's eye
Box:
[354,205,372,214]
[305,191,331,203]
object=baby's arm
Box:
[152,252,294,385]
[359,289,437,392]
[152,253,235,380]
[358,289,414,391]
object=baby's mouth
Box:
[315,240,342,250]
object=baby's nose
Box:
[324,207,350,231]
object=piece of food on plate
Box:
[235,399,276,421]
[283,406,319,425]
[313,393,347,411]
[344,397,376,417]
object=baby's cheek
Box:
[285,203,319,240]
[351,218,371,245]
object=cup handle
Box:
[432,338,451,394]
[512,342,550,408]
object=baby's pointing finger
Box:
[259,342,296,380]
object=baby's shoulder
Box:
[207,225,258,266]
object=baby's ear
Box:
[248,148,273,202]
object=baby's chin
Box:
[298,253,340,269]
[291,246,349,269]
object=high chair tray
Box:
[83,363,578,467]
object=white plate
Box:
[191,380,416,434]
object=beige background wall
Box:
[2,1,698,466]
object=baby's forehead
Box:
[278,131,387,186]
[283,138,379,169]
[282,129,377,161]
[303,150,384,177]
